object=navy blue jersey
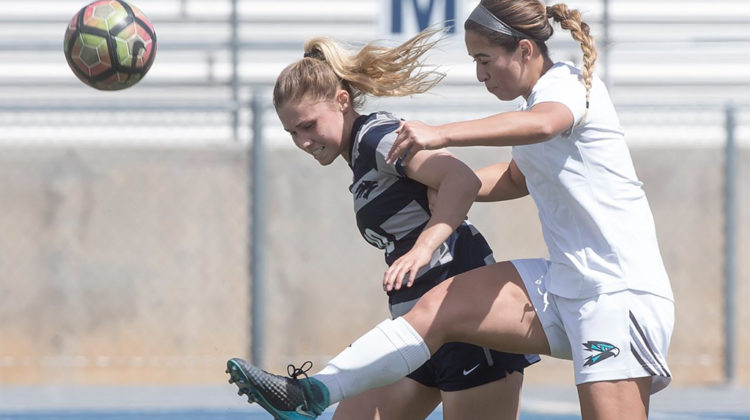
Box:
[348,112,494,309]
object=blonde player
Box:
[236,26,539,420]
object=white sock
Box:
[313,317,430,404]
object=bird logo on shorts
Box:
[582,341,620,366]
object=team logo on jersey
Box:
[354,180,378,199]
[582,341,620,366]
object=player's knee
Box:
[405,283,457,344]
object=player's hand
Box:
[383,244,434,292]
[386,121,447,165]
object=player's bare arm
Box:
[388,102,574,165]
[382,149,480,291]
[475,159,528,202]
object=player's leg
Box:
[425,337,536,420]
[404,260,551,356]
[560,290,674,420]
[314,259,551,404]
[440,371,524,420]
[224,259,554,419]
[332,377,439,420]
[577,377,651,420]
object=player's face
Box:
[277,95,348,166]
[465,30,525,101]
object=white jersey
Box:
[512,62,673,300]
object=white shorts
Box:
[511,258,674,393]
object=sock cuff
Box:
[378,317,431,372]
[314,317,430,404]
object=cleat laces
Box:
[286,361,314,412]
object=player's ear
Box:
[335,89,350,112]
[518,39,533,61]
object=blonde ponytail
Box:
[274,28,446,110]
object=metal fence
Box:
[2,0,748,143]
[0,0,748,387]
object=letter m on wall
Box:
[388,0,458,34]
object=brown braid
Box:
[547,4,598,110]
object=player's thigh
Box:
[577,377,651,420]
[332,377,440,420]
[440,371,524,420]
[404,261,550,356]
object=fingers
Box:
[383,246,432,292]
[383,263,393,291]
[386,123,404,164]
[405,268,418,288]
[383,263,403,292]
[400,147,416,166]
[383,259,417,292]
[387,131,410,165]
[388,122,422,165]
[387,143,416,166]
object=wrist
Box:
[413,237,440,255]
[437,125,452,147]
[414,224,452,253]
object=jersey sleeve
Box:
[528,64,588,128]
[360,122,406,178]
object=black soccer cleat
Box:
[225,357,330,419]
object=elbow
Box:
[472,175,482,197]
[437,163,481,204]
[462,171,482,204]
[511,177,529,197]
[465,171,481,199]
[445,171,480,203]
[529,120,559,143]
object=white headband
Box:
[467,4,533,39]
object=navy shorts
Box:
[406,341,538,391]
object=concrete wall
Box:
[0,144,747,386]
[0,146,250,384]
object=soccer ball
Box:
[63,0,157,90]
